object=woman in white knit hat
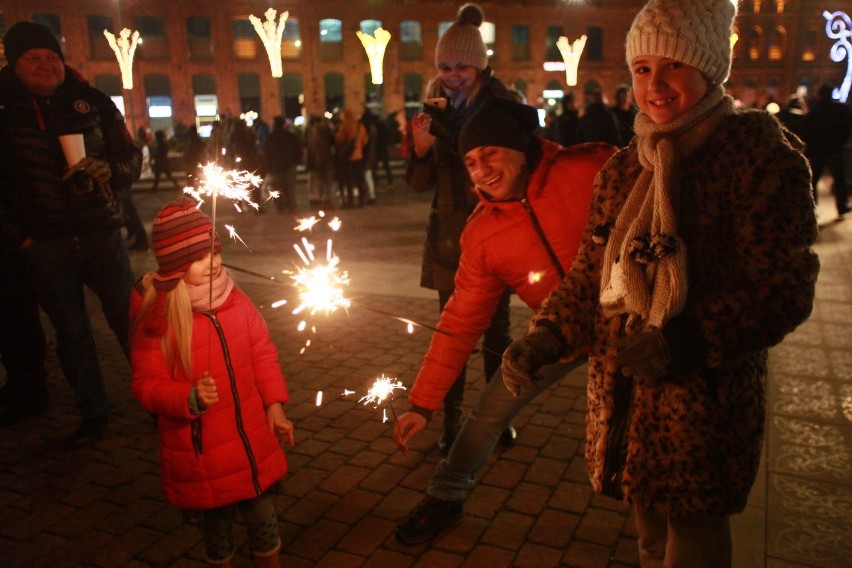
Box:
[406,3,517,457]
[502,0,819,565]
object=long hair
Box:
[133,279,195,378]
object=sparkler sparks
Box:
[295,216,320,232]
[224,224,251,251]
[289,238,350,316]
[184,163,263,210]
[358,375,406,407]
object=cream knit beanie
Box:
[625,0,737,85]
[435,3,488,70]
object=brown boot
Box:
[251,539,281,568]
[205,550,235,568]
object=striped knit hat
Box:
[625,0,737,86]
[435,3,488,71]
[151,196,219,291]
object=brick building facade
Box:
[0,0,847,135]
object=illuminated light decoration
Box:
[556,35,587,87]
[357,27,392,85]
[730,31,739,51]
[250,8,289,78]
[103,28,139,89]
[824,10,852,103]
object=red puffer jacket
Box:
[408,139,616,412]
[131,287,288,510]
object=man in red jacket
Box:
[391,98,616,544]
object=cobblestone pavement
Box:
[1,174,848,567]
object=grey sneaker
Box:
[395,495,464,544]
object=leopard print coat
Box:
[532,109,819,517]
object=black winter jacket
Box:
[0,65,141,247]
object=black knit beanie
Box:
[3,21,64,67]
[459,98,540,158]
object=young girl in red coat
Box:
[131,196,294,568]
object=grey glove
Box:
[616,328,673,383]
[501,324,565,397]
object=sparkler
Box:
[184,164,262,313]
[289,238,351,316]
[359,374,406,433]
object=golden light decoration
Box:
[250,8,289,78]
[357,28,392,85]
[556,34,587,87]
[103,28,140,89]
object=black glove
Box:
[616,328,673,383]
[501,324,565,397]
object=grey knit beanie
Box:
[435,3,488,70]
[625,0,737,85]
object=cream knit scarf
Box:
[187,267,235,313]
[599,86,733,330]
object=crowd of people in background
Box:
[132,107,406,215]
[0,1,849,564]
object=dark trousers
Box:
[810,152,849,214]
[0,249,47,401]
[438,287,513,438]
[341,160,367,206]
[23,230,133,419]
[115,184,148,247]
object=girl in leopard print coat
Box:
[503,0,819,565]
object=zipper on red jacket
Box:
[203,312,263,496]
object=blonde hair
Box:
[133,277,195,378]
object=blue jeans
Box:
[438,288,513,440]
[427,358,586,502]
[24,230,134,419]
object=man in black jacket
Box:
[804,83,852,217]
[0,22,141,444]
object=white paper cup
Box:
[58,134,86,167]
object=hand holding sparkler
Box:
[266,402,295,446]
[359,374,406,440]
[195,372,219,409]
[393,411,427,455]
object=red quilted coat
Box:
[408,139,616,411]
[131,287,288,510]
